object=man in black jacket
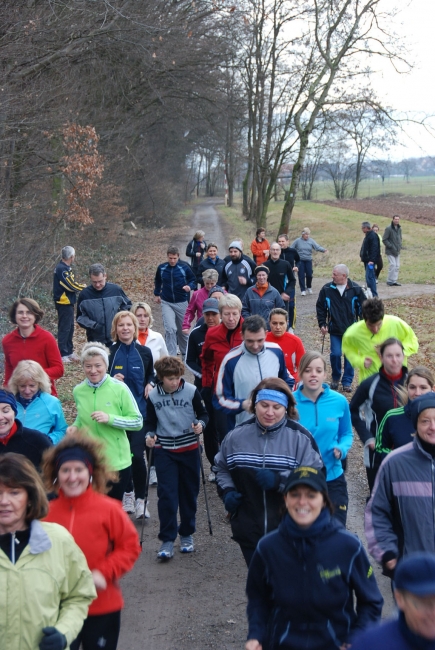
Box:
[360,221,380,297]
[185,298,221,480]
[265,242,298,331]
[316,264,365,392]
[76,263,131,346]
[53,245,86,362]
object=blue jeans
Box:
[154,447,200,542]
[330,334,354,386]
[297,260,313,291]
[365,262,378,297]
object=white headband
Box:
[82,347,109,367]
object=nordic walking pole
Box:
[140,444,153,548]
[194,420,213,535]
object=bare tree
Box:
[278,0,409,234]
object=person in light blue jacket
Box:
[8,360,67,444]
[294,350,353,526]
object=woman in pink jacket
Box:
[182,269,219,333]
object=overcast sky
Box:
[371,0,435,159]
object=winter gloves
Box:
[39,627,67,650]
[256,469,280,491]
[224,491,243,514]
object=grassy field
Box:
[301,175,435,201]
[217,197,435,285]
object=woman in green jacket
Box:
[67,342,143,500]
[0,452,96,650]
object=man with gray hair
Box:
[316,264,365,392]
[76,262,131,346]
[53,245,86,362]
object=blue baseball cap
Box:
[395,553,435,596]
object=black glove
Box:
[256,469,280,491]
[224,490,243,514]
[39,627,67,650]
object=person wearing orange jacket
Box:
[250,228,270,265]
[43,433,140,650]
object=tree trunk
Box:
[279,131,309,234]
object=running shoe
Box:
[122,491,135,514]
[157,541,174,559]
[149,466,158,486]
[180,535,194,553]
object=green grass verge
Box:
[217,197,435,284]
[306,175,435,201]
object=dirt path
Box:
[118,199,435,648]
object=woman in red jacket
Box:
[42,433,140,650]
[2,298,63,396]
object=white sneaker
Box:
[135,498,150,519]
[208,471,216,483]
[301,291,306,296]
[69,352,81,362]
[122,491,135,514]
[149,466,158,486]
[307,288,313,294]
[62,356,72,364]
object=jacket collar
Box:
[29,519,52,555]
[255,414,287,437]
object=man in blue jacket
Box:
[360,221,380,297]
[351,553,435,650]
[153,246,197,358]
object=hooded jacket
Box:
[365,436,435,566]
[294,384,353,481]
[2,325,64,396]
[241,284,286,324]
[247,511,383,649]
[72,375,142,471]
[214,415,323,549]
[76,283,131,346]
[16,391,67,444]
[342,315,418,383]
[0,519,96,650]
[316,279,364,336]
[45,487,140,616]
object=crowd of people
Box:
[1,217,434,650]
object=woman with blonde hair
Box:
[8,360,67,444]
[108,310,155,518]
[67,341,143,501]
[43,433,140,650]
[182,268,219,333]
[131,301,168,362]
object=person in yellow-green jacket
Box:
[0,453,96,650]
[67,342,143,501]
[342,298,418,384]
